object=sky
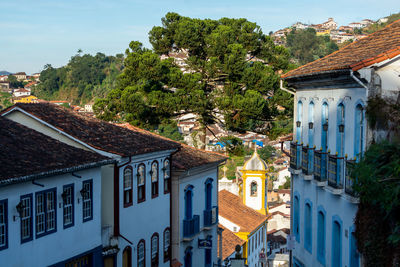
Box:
[1,0,399,74]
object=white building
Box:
[281,20,400,267]
[0,117,114,266]
[13,88,31,97]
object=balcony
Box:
[302,146,314,178]
[327,155,344,194]
[345,160,357,197]
[290,142,302,172]
[183,215,200,239]
[204,206,218,228]
[314,150,328,185]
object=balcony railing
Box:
[345,160,357,196]
[183,215,200,238]
[327,155,344,189]
[290,142,302,170]
[204,206,218,227]
[302,146,314,176]
[314,150,328,182]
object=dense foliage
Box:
[94,13,293,139]
[353,141,400,266]
[157,122,183,141]
[0,92,12,110]
[33,52,124,105]
[286,28,338,65]
[7,75,24,89]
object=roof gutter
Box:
[350,70,369,92]
[279,80,295,95]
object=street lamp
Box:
[308,122,314,129]
[323,123,329,131]
[296,121,301,127]
[339,124,345,133]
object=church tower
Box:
[241,150,268,215]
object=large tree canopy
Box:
[94,13,292,135]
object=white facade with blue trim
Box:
[285,50,400,267]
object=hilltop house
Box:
[281,19,400,267]
[14,72,27,81]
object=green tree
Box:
[157,122,183,141]
[7,75,23,88]
[257,145,276,162]
[94,13,292,144]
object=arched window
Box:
[123,167,133,207]
[332,217,342,267]
[163,228,171,262]
[205,178,213,210]
[151,233,159,267]
[321,102,329,152]
[137,164,146,203]
[184,246,192,267]
[308,102,315,147]
[293,193,300,242]
[184,185,194,220]
[123,246,132,267]
[151,161,159,198]
[137,239,145,267]
[317,207,326,265]
[336,103,345,157]
[296,101,303,143]
[354,103,364,161]
[350,230,360,267]
[250,181,257,196]
[304,200,312,253]
[163,159,171,194]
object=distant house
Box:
[348,22,364,28]
[24,81,36,90]
[13,72,26,81]
[0,75,8,82]
[13,95,38,104]
[0,81,10,92]
[218,224,246,264]
[12,88,31,97]
[321,18,337,30]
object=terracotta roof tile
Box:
[218,224,246,260]
[282,19,400,79]
[0,117,113,183]
[219,190,267,233]
[2,103,180,157]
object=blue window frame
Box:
[354,102,365,161]
[205,236,212,267]
[317,206,326,265]
[137,239,145,267]
[296,101,303,143]
[63,184,74,228]
[293,192,300,242]
[184,185,194,220]
[293,257,305,267]
[332,215,343,267]
[0,199,8,250]
[308,101,315,147]
[35,188,57,238]
[205,178,213,210]
[20,193,33,243]
[321,102,329,152]
[82,180,93,222]
[336,103,345,157]
[184,246,193,267]
[304,199,312,253]
[349,226,360,267]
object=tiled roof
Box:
[218,224,246,260]
[219,190,267,233]
[117,123,227,170]
[282,19,400,79]
[2,103,180,157]
[0,117,113,183]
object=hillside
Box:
[0,71,11,75]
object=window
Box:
[151,233,159,267]
[137,239,145,267]
[205,178,213,210]
[0,199,8,250]
[304,200,312,253]
[63,184,74,228]
[20,194,33,243]
[250,181,257,196]
[205,236,212,267]
[124,167,133,207]
[293,193,300,242]
[35,189,56,237]
[336,103,345,157]
[123,246,132,267]
[332,216,342,267]
[354,103,364,160]
[137,164,146,203]
[163,228,171,262]
[163,159,171,194]
[184,246,192,267]
[350,230,360,267]
[321,102,329,152]
[308,102,315,147]
[82,180,93,222]
[184,185,194,220]
[317,207,326,265]
[296,101,303,142]
[151,161,159,198]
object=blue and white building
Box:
[282,20,400,267]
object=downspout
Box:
[280,80,295,95]
[350,70,369,97]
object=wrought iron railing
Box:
[327,155,344,189]
[302,146,314,175]
[183,215,200,238]
[345,160,357,196]
[290,142,302,170]
[314,150,328,182]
